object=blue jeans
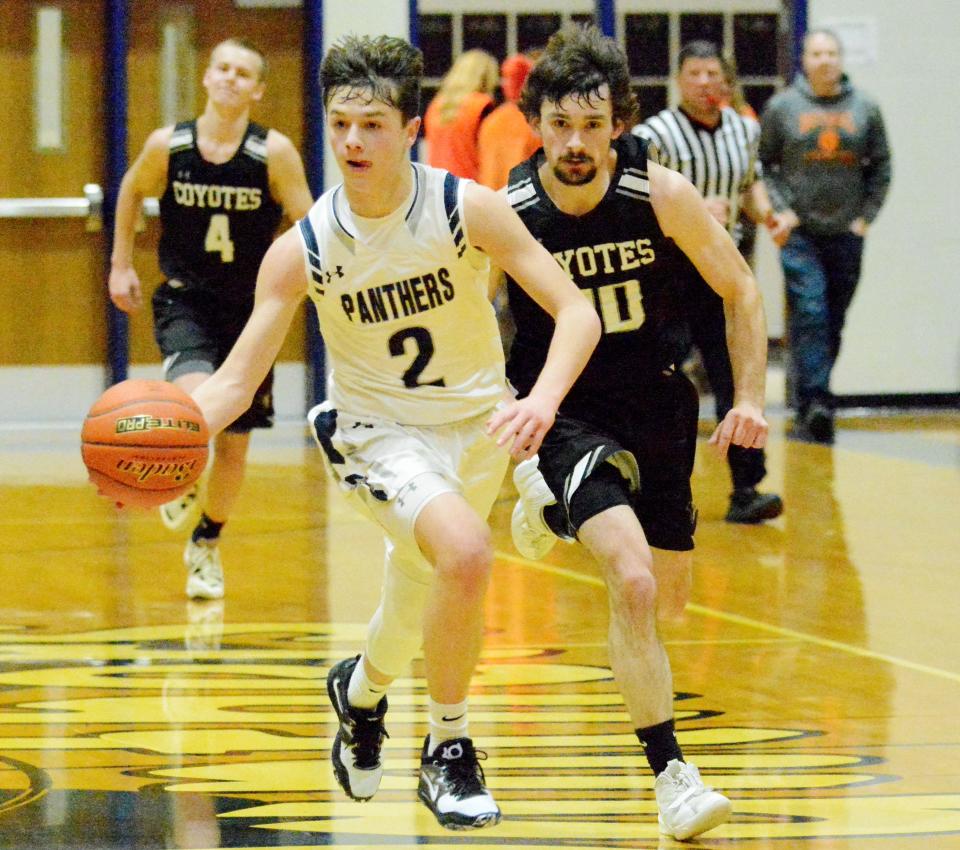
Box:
[780,229,864,410]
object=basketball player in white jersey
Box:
[191,34,600,829]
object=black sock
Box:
[191,513,224,544]
[636,719,683,777]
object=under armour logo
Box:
[309,265,344,297]
[396,480,418,508]
[324,265,345,283]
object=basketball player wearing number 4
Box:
[192,35,598,829]
[108,38,313,600]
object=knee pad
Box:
[364,541,432,678]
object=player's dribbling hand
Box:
[486,395,557,461]
[108,266,143,313]
[708,403,768,457]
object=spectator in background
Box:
[718,53,757,120]
[478,53,541,190]
[718,54,760,268]
[760,29,891,444]
[424,49,498,180]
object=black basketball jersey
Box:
[505,134,689,420]
[158,120,283,305]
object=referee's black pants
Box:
[684,273,768,491]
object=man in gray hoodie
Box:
[760,28,891,443]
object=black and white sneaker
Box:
[417,736,501,830]
[326,656,388,801]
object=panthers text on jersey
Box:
[297,164,505,426]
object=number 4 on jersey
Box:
[205,214,235,262]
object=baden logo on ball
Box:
[81,379,210,509]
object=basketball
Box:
[81,379,209,508]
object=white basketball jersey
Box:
[297,164,505,425]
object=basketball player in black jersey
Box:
[498,26,771,840]
[108,38,312,600]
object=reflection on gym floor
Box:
[1,410,959,849]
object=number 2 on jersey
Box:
[389,327,446,388]
[205,214,235,262]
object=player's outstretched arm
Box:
[192,227,306,435]
[650,162,769,455]
[266,130,314,222]
[464,183,601,459]
[108,127,172,313]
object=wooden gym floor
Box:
[0,404,958,849]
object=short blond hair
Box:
[211,38,268,82]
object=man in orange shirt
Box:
[478,54,541,189]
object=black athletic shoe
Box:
[417,736,501,829]
[725,487,784,523]
[805,403,835,444]
[326,656,388,801]
[789,403,835,445]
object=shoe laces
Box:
[433,739,488,799]
[190,542,221,576]
[667,763,711,802]
[344,703,388,769]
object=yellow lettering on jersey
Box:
[205,214,235,263]
[636,238,655,265]
[574,246,598,277]
[617,240,641,270]
[595,279,645,333]
[172,182,262,211]
[553,240,657,279]
[594,243,618,274]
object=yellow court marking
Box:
[496,550,960,684]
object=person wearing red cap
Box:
[477,54,542,190]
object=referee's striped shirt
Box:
[632,106,760,243]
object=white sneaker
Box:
[418,737,501,830]
[511,457,559,560]
[655,759,731,840]
[184,539,224,600]
[160,484,201,531]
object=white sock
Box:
[347,654,387,709]
[428,698,469,754]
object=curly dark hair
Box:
[520,24,637,128]
[320,34,423,123]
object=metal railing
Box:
[0,184,159,231]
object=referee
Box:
[633,40,783,524]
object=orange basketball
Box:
[81,379,209,509]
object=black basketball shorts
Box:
[152,281,274,432]
[537,370,699,552]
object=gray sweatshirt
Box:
[759,73,891,235]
